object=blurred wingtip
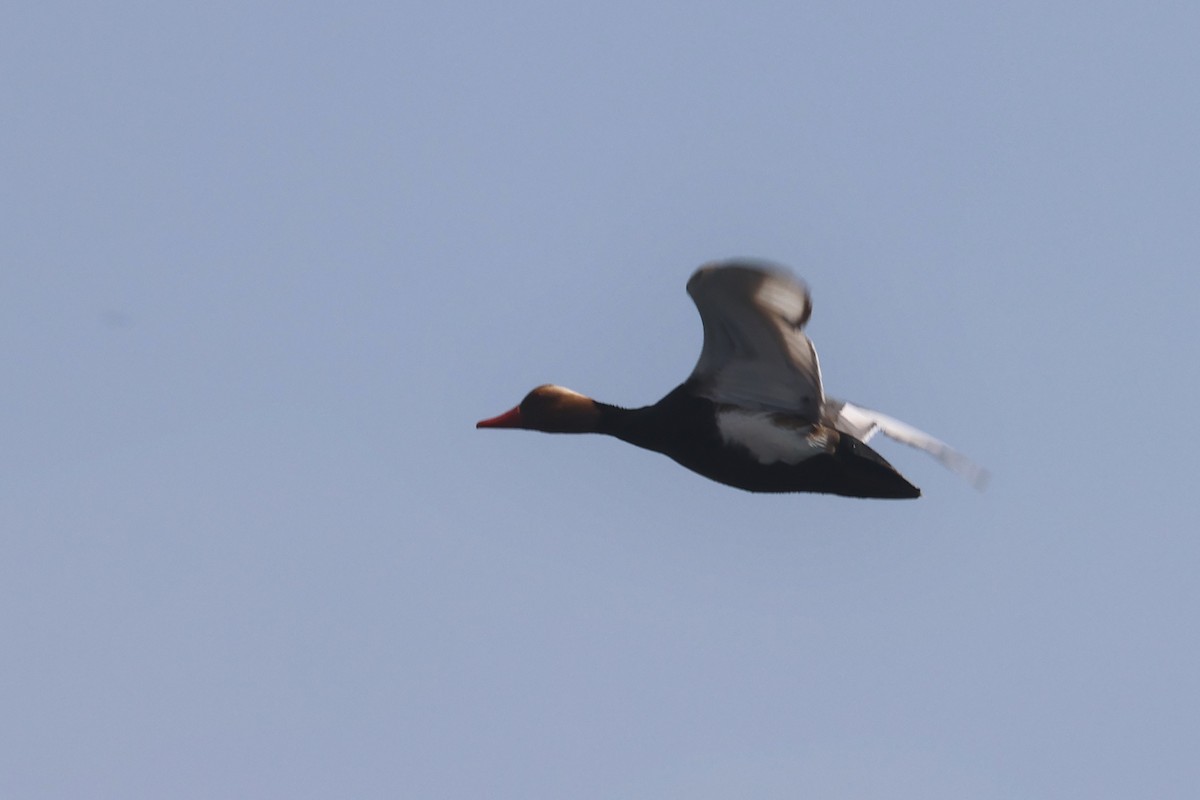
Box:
[939,449,990,493]
[970,467,991,493]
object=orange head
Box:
[476,385,602,433]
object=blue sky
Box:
[3,2,1198,797]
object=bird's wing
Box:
[827,399,990,490]
[686,260,823,421]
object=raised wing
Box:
[827,399,990,490]
[686,260,823,420]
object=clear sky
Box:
[4,2,1199,797]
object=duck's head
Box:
[476,384,601,433]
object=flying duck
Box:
[477,260,986,498]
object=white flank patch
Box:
[715,410,829,465]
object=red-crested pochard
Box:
[478,260,986,499]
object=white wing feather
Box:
[686,261,823,421]
[829,399,990,490]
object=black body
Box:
[595,383,920,499]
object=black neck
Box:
[593,383,711,455]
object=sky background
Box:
[3,2,1199,798]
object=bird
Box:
[477,259,987,499]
